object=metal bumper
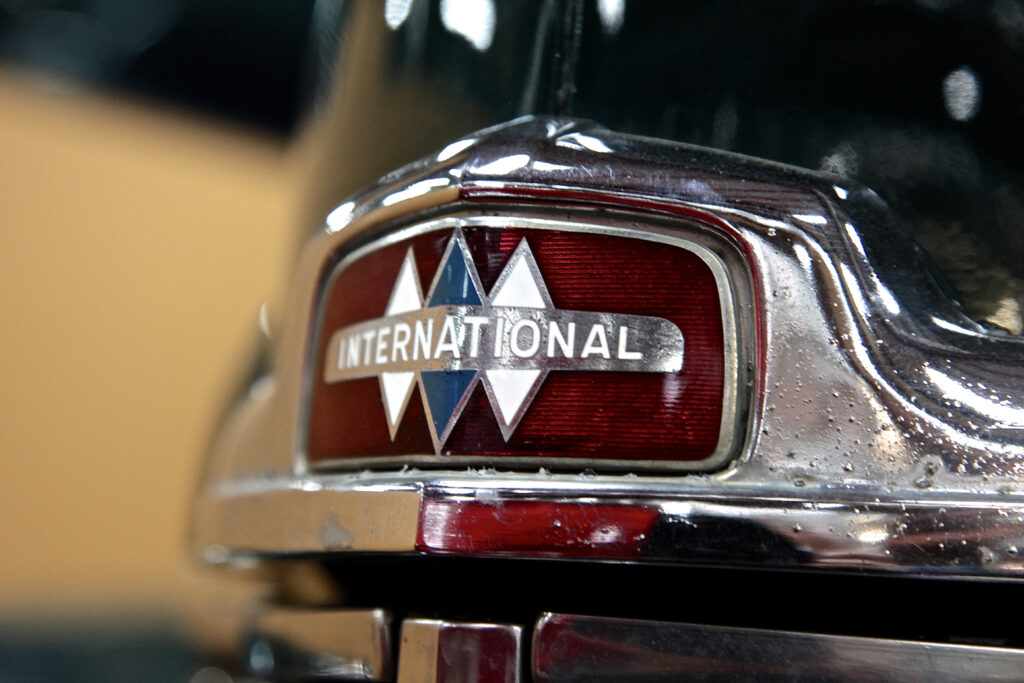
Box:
[231,606,1024,682]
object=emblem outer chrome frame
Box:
[301,212,748,473]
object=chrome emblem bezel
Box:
[299,210,751,473]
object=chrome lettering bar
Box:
[324,305,682,381]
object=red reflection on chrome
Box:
[436,623,520,683]
[416,497,660,558]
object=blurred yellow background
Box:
[0,68,300,617]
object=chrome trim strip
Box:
[194,487,419,557]
[194,473,1024,575]
[533,613,1024,682]
[244,607,392,681]
[397,619,522,683]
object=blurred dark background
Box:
[0,0,317,134]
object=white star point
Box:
[379,371,417,439]
[385,248,423,316]
[482,368,545,440]
[488,239,551,309]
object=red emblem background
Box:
[307,225,728,466]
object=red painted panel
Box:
[416,497,660,558]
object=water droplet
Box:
[915,476,932,489]
[843,462,854,472]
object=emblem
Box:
[323,229,685,452]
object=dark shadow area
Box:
[0,616,197,683]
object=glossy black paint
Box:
[308,0,1023,330]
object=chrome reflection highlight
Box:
[792,243,813,272]
[440,0,496,52]
[554,132,613,153]
[843,221,866,256]
[381,178,451,207]
[925,366,1024,428]
[471,153,531,175]
[875,283,901,315]
[597,0,626,35]
[325,200,355,233]
[532,160,574,173]
[436,137,477,162]
[943,66,981,122]
[792,213,828,226]
[931,315,988,337]
[384,0,414,29]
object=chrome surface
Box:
[533,613,1024,682]
[193,116,1024,575]
[243,607,392,681]
[397,619,522,683]
[194,487,420,558]
[198,474,1024,573]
